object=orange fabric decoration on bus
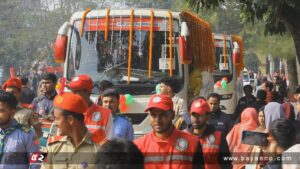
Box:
[148,9,154,78]
[105,8,110,41]
[127,9,134,84]
[212,33,215,57]
[223,34,227,68]
[179,11,215,72]
[80,8,91,37]
[231,35,244,77]
[168,11,173,77]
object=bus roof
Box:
[69,8,181,23]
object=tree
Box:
[185,0,300,63]
[0,0,104,78]
[129,0,173,8]
[244,52,260,72]
[0,0,28,77]
[186,0,299,90]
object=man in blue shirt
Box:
[31,73,57,119]
[30,73,57,148]
[0,91,40,169]
[101,89,134,141]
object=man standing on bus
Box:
[67,75,113,143]
[134,94,204,169]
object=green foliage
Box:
[0,0,103,77]
[1,0,298,79]
[186,0,300,35]
[129,0,173,9]
[185,0,300,67]
[186,0,224,11]
[241,22,295,61]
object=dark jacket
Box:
[253,100,266,112]
[208,109,234,136]
[187,125,232,169]
[233,95,257,121]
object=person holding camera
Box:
[261,119,295,169]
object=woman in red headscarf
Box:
[226,108,258,169]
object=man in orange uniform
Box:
[67,75,113,143]
[134,94,204,169]
[186,98,232,169]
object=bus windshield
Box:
[67,19,183,95]
[213,39,233,76]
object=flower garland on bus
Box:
[80,8,91,37]
[168,11,173,77]
[223,34,227,67]
[179,11,215,71]
[127,9,134,84]
[148,9,154,78]
[231,35,244,77]
[105,8,110,41]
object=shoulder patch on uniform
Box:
[92,112,102,122]
[206,134,216,144]
[21,103,32,109]
[47,135,65,144]
[175,138,188,151]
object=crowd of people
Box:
[0,72,299,169]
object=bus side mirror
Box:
[233,41,240,65]
[179,22,191,64]
[54,22,69,63]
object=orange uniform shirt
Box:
[134,128,203,169]
[84,103,113,144]
[198,131,222,169]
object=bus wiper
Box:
[103,62,127,74]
